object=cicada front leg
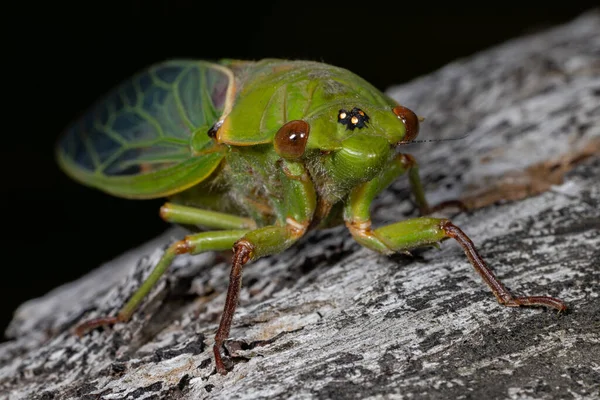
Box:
[213,158,316,374]
[213,222,309,374]
[343,154,567,313]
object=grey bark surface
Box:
[1,11,599,400]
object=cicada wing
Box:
[56,60,234,199]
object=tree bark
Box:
[1,10,599,400]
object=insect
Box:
[56,59,567,375]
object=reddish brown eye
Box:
[274,120,310,159]
[393,105,420,142]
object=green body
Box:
[57,59,407,231]
[57,59,566,375]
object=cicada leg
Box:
[343,157,567,312]
[213,158,316,374]
[74,203,256,335]
[356,217,566,311]
[213,222,308,375]
[74,229,250,336]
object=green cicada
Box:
[56,59,567,375]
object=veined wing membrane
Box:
[56,60,233,199]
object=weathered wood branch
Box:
[1,10,599,400]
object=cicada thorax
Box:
[217,145,284,227]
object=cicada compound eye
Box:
[393,105,420,142]
[274,120,310,159]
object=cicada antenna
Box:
[397,115,470,144]
[398,134,470,145]
[404,135,470,144]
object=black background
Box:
[2,1,597,338]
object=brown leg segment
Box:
[213,240,254,375]
[441,220,567,312]
[74,316,120,336]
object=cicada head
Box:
[289,99,420,198]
